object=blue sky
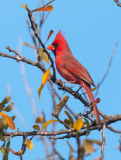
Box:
[0,0,121,159]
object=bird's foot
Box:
[58,79,65,90]
[74,86,82,99]
[74,91,80,99]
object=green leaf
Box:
[34,23,38,34]
[0,115,15,131]
[31,35,37,47]
[37,55,41,62]
[6,140,10,154]
[64,110,74,126]
[64,119,72,129]
[0,117,8,131]
[0,132,5,141]
[23,144,26,154]
[0,112,15,130]
[3,140,10,160]
[84,118,90,137]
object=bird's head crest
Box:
[53,30,67,46]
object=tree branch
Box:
[114,0,121,7]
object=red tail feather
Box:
[81,81,101,123]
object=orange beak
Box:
[47,44,55,51]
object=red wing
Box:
[61,54,95,86]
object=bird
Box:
[47,30,101,123]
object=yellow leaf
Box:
[42,69,50,85]
[38,69,50,101]
[24,43,35,49]
[38,84,44,101]
[35,116,44,123]
[91,111,95,118]
[1,146,6,155]
[8,148,23,156]
[83,139,95,154]
[33,125,40,130]
[73,118,83,131]
[91,82,99,91]
[42,120,58,129]
[91,87,97,91]
[26,139,33,150]
[92,140,102,146]
[22,4,27,10]
[64,110,74,126]
[31,5,53,12]
[0,112,15,130]
[40,48,49,64]
[32,16,35,23]
[43,5,53,11]
[57,95,69,116]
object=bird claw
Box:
[58,82,65,90]
[74,86,82,99]
[74,91,80,99]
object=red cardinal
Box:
[47,31,101,123]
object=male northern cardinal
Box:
[47,31,101,123]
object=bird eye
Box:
[52,43,59,49]
[56,44,59,47]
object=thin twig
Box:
[95,42,119,97]
[114,0,121,7]
[31,0,55,13]
[101,124,106,160]
[7,84,30,131]
[107,126,121,133]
